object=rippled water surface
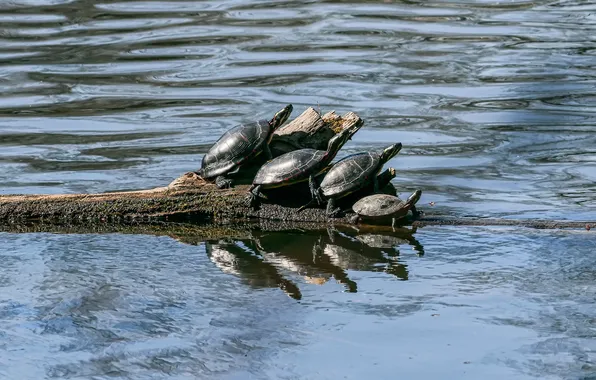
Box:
[1,0,595,378]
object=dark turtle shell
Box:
[253,149,326,188]
[200,120,270,179]
[352,190,422,219]
[320,151,381,198]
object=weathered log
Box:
[0,107,364,225]
[270,107,343,155]
[0,105,593,231]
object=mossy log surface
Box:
[0,106,593,231]
[0,172,359,225]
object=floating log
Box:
[0,107,365,225]
[0,106,593,231]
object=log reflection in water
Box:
[0,221,424,300]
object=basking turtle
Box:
[351,190,422,227]
[297,166,397,213]
[197,104,293,189]
[246,123,362,209]
[317,142,403,217]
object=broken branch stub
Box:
[270,107,361,156]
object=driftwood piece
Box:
[270,108,345,155]
[0,169,593,229]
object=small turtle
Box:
[318,142,403,217]
[246,122,362,209]
[197,104,293,189]
[351,190,422,227]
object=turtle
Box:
[316,142,403,217]
[297,166,398,213]
[341,166,397,200]
[246,122,362,210]
[196,104,293,189]
[351,190,422,227]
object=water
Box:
[0,0,595,378]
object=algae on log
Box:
[0,107,364,224]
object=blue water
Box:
[1,0,595,378]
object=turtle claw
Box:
[314,191,324,206]
[308,175,324,206]
[297,200,313,213]
[246,185,262,210]
[215,176,233,189]
[349,215,360,225]
[245,194,260,210]
[328,208,342,218]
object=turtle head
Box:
[405,189,422,208]
[377,167,397,191]
[326,122,362,159]
[380,143,402,163]
[269,104,293,130]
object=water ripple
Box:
[0,0,593,217]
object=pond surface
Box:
[0,0,595,378]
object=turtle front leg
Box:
[373,176,379,194]
[215,175,233,189]
[195,168,205,179]
[410,205,422,219]
[326,198,342,218]
[263,144,273,161]
[309,175,324,205]
[245,184,262,210]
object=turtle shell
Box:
[353,190,422,220]
[320,152,381,198]
[200,120,270,179]
[352,194,408,218]
[253,149,326,188]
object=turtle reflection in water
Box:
[204,227,425,299]
[205,240,303,300]
[353,229,425,256]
